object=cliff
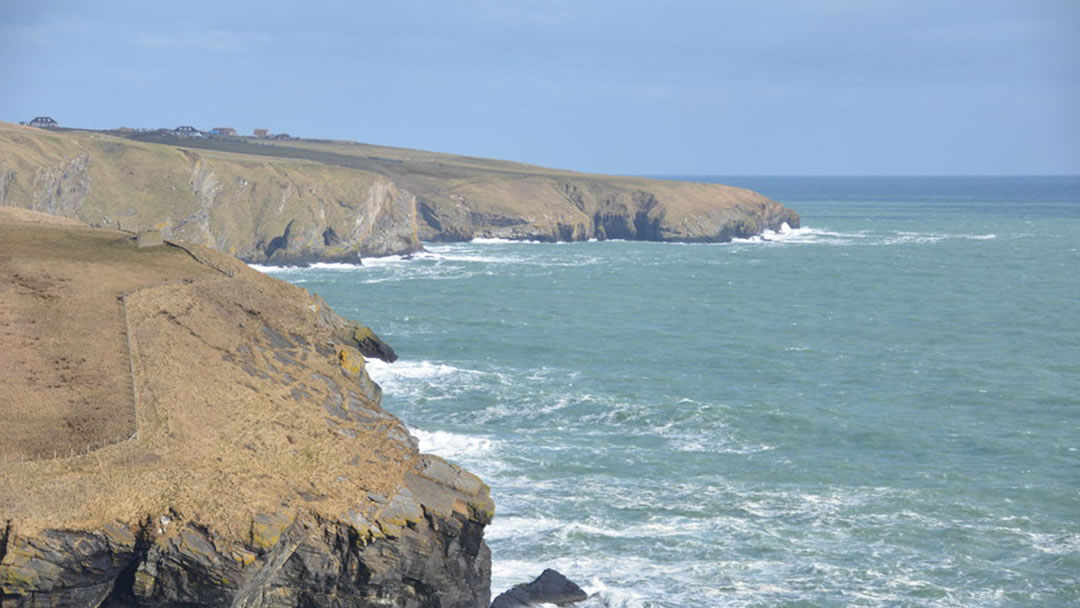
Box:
[0,123,799,262]
[0,124,421,265]
[0,208,493,607]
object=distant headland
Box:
[0,120,799,265]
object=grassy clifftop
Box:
[0,122,799,262]
[0,209,494,606]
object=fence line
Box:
[122,292,141,441]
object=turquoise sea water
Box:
[261,177,1080,607]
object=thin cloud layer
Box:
[1,0,1076,174]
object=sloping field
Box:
[0,208,220,461]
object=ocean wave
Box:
[1026,531,1080,555]
[726,223,868,247]
[419,251,526,265]
[486,516,565,541]
[357,255,414,267]
[249,262,365,272]
[882,231,997,245]
[470,237,547,244]
[671,435,775,454]
[724,224,1000,249]
[409,427,498,461]
[366,359,467,383]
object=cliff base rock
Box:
[491,569,588,608]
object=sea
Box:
[257,176,1080,607]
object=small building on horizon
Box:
[253,128,269,138]
[210,127,237,137]
[29,116,58,128]
[173,125,203,138]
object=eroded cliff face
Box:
[412,175,800,244]
[0,209,491,607]
[1,465,491,608]
[0,122,802,261]
[0,125,422,264]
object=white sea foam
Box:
[724,223,1000,249]
[364,358,478,399]
[728,223,867,246]
[248,261,364,273]
[1026,531,1080,555]
[882,231,997,245]
[485,516,564,541]
[421,250,526,264]
[358,255,413,267]
[471,237,547,244]
[409,427,498,461]
[672,435,775,454]
[366,359,465,383]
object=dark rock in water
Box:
[352,324,398,362]
[491,568,588,607]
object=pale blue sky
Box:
[2,0,1077,175]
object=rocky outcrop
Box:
[410,176,799,244]
[1,461,491,608]
[30,152,92,218]
[0,209,492,607]
[490,569,588,608]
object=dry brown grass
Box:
[0,209,219,461]
[0,212,418,538]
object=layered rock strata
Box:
[0,209,492,607]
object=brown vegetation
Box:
[0,209,427,538]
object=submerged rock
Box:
[491,569,588,608]
[0,209,492,607]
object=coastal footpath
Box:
[0,122,799,264]
[0,208,493,607]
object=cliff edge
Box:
[0,208,493,607]
[0,122,799,262]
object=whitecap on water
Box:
[357,255,414,267]
[470,237,547,244]
[409,427,498,461]
[485,515,565,541]
[248,261,365,273]
[724,224,1000,249]
[727,223,867,247]
[881,231,997,245]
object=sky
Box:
[1,0,1078,175]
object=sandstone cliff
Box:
[0,209,492,607]
[0,123,799,261]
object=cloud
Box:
[462,0,593,25]
[133,29,271,51]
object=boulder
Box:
[491,569,588,608]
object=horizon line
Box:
[642,173,1080,179]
